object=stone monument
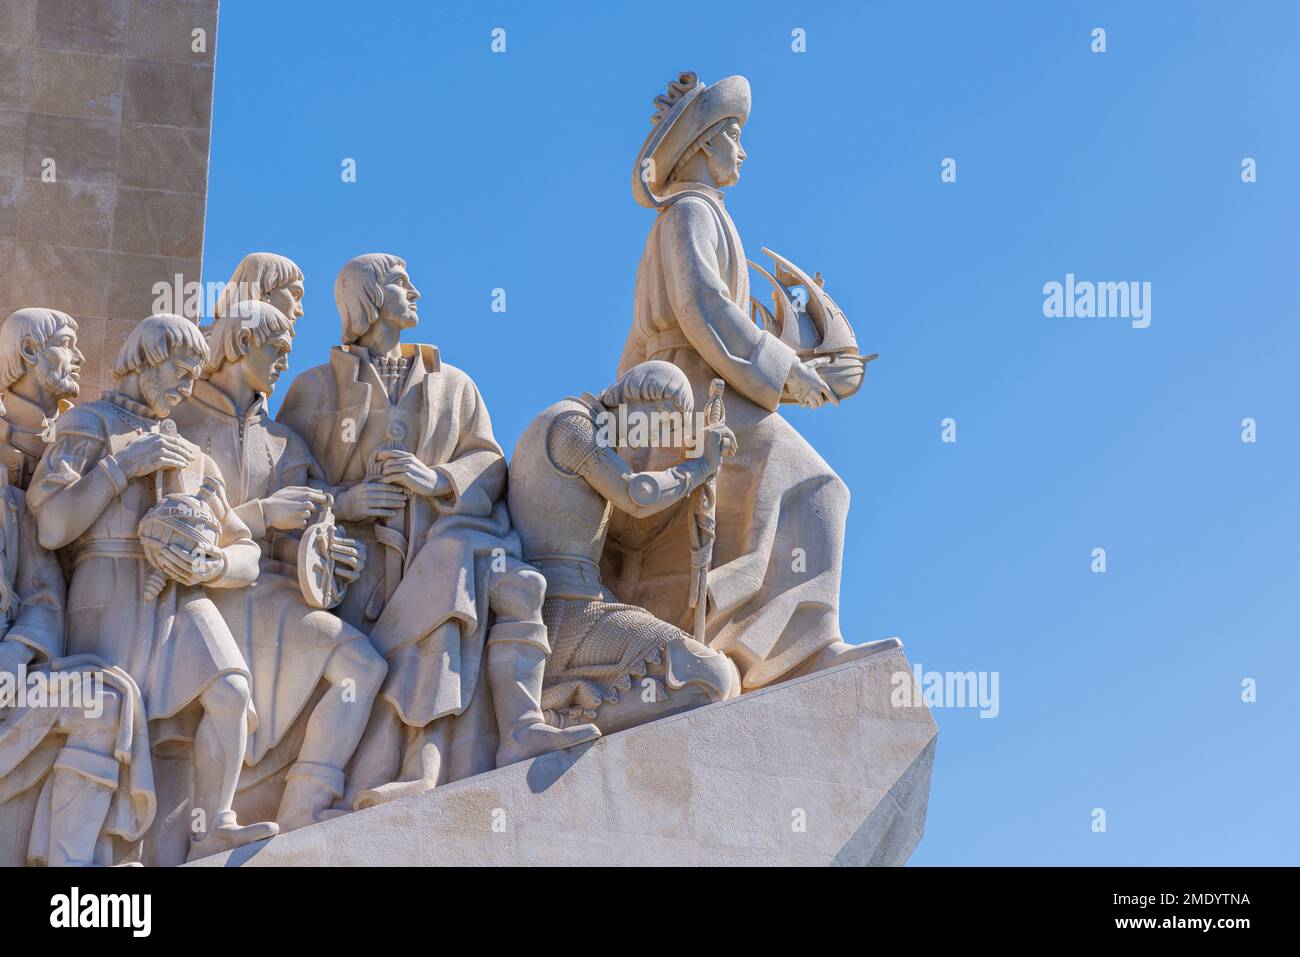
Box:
[0,64,935,867]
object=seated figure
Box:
[170,300,386,832]
[27,314,279,862]
[508,360,740,733]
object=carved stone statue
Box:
[169,300,386,832]
[27,314,279,862]
[508,360,740,733]
[609,73,900,690]
[214,252,305,326]
[0,308,83,489]
[277,254,598,807]
[0,307,154,867]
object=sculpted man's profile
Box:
[214,252,305,327]
[0,308,83,489]
[277,254,599,806]
[608,72,900,690]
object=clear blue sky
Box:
[202,0,1300,865]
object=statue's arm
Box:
[579,447,711,520]
[210,472,262,589]
[28,424,119,551]
[431,376,506,517]
[659,198,799,411]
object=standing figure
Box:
[612,73,899,690]
[170,300,386,831]
[509,360,740,733]
[278,254,598,807]
[27,314,278,862]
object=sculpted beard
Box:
[139,365,176,415]
[36,354,79,399]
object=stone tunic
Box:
[170,379,375,766]
[27,393,261,733]
[0,393,71,491]
[611,181,850,689]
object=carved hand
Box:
[335,481,408,521]
[329,532,365,584]
[115,431,195,480]
[376,449,448,498]
[262,486,332,531]
[699,424,738,475]
[154,543,227,587]
[784,356,836,409]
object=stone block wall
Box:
[0,0,218,400]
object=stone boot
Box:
[42,747,118,867]
[488,622,601,768]
[276,761,345,832]
[186,810,279,863]
[787,637,903,681]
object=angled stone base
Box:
[190,646,936,867]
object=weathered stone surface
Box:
[191,647,936,867]
[0,0,217,402]
[28,48,124,120]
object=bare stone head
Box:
[0,307,83,401]
[204,300,295,397]
[112,314,209,417]
[336,253,421,344]
[215,252,305,325]
[600,360,695,453]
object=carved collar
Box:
[0,390,71,437]
[662,180,726,207]
[102,390,164,424]
[187,378,267,422]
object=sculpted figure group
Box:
[0,72,898,865]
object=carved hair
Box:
[214,252,304,318]
[0,308,78,391]
[336,253,408,344]
[203,300,294,376]
[668,119,730,185]
[112,314,210,379]
[601,360,694,414]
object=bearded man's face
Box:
[34,320,83,400]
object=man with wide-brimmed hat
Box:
[609,72,899,691]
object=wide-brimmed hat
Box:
[631,72,751,207]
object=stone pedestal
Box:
[190,646,937,867]
[0,0,219,399]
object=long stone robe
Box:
[609,180,850,690]
[27,394,262,741]
[170,379,374,768]
[277,344,516,758]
